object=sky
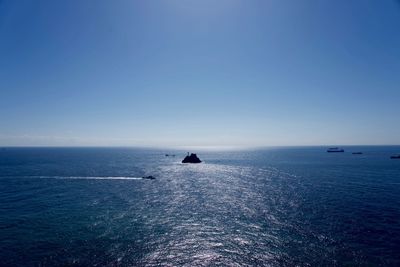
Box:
[1,0,400,148]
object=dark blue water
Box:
[1,147,400,266]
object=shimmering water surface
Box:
[1,147,400,266]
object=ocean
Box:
[0,147,399,266]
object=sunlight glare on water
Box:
[0,147,400,266]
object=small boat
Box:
[142,175,156,180]
[390,155,400,159]
[327,147,344,153]
[352,152,363,155]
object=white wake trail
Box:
[3,176,144,180]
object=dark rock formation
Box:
[182,153,202,163]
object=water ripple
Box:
[1,148,400,266]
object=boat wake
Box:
[0,176,144,180]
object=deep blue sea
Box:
[1,147,400,266]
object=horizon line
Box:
[1,144,400,151]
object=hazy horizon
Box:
[2,144,400,151]
[1,0,400,147]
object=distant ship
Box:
[352,152,363,155]
[390,155,400,159]
[327,147,344,153]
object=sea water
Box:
[0,147,399,266]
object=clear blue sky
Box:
[1,0,400,147]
